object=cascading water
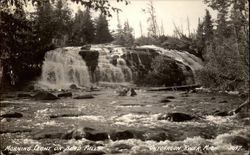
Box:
[38,47,90,89]
[37,44,202,89]
[92,46,133,83]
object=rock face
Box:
[121,48,159,83]
[158,112,195,122]
[121,48,195,86]
[79,50,99,82]
[33,91,58,100]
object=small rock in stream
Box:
[17,93,32,98]
[160,99,171,103]
[33,91,59,100]
[158,112,195,122]
[165,96,175,99]
[73,94,94,99]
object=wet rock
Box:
[33,128,66,140]
[69,84,78,89]
[110,130,144,141]
[33,91,58,100]
[81,44,91,50]
[57,92,72,98]
[112,143,132,150]
[84,127,109,141]
[213,110,229,116]
[219,100,228,103]
[73,94,94,99]
[0,112,23,118]
[226,135,248,150]
[117,88,129,96]
[0,128,32,134]
[17,93,32,98]
[165,96,175,99]
[63,127,108,141]
[130,88,137,96]
[62,128,85,140]
[160,99,171,103]
[144,131,167,142]
[158,112,194,122]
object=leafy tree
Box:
[95,14,113,43]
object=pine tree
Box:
[53,0,71,39]
[95,14,113,43]
[81,8,95,44]
[123,20,134,46]
[203,9,214,42]
[70,9,86,45]
[35,1,55,45]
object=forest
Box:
[0,0,249,92]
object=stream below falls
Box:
[0,88,249,155]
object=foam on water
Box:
[38,47,90,89]
[64,115,106,122]
[91,46,132,83]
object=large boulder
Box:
[33,91,58,100]
[0,112,23,118]
[109,130,144,141]
[84,127,109,141]
[63,127,109,141]
[57,92,72,98]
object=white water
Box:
[38,44,202,89]
[38,47,90,89]
[91,46,133,82]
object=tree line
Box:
[196,0,249,91]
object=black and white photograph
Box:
[0,0,249,154]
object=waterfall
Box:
[38,47,90,89]
[92,46,133,83]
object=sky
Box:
[69,0,217,38]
